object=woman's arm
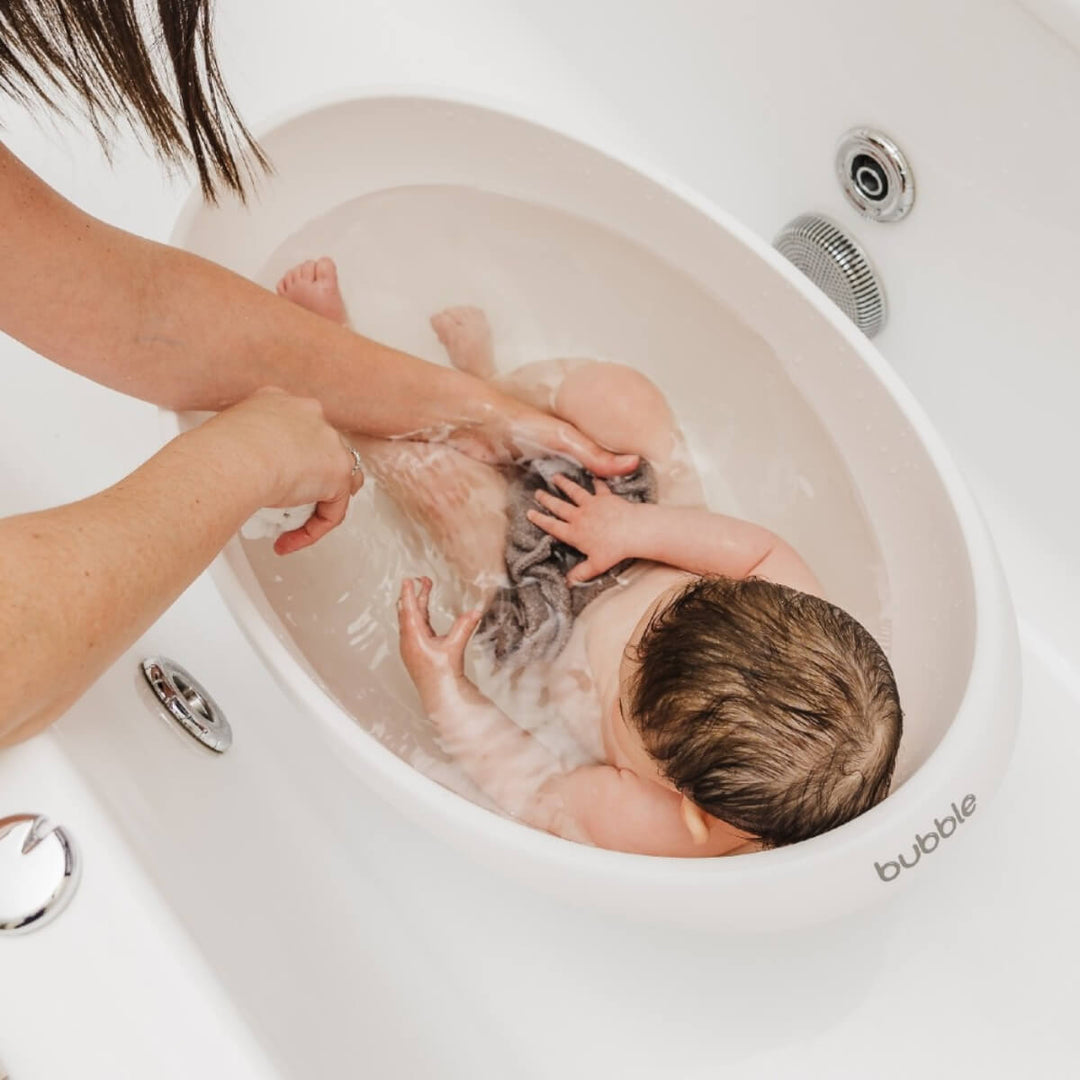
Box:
[529,475,822,594]
[0,389,357,746]
[0,143,635,476]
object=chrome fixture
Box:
[0,814,80,935]
[836,128,914,222]
[774,214,887,337]
[141,657,232,752]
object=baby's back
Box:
[566,562,694,760]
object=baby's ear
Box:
[679,796,711,845]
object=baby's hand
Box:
[397,577,483,712]
[527,475,640,582]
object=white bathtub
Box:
[5,2,1078,1075]
[168,94,1019,931]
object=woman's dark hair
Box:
[0,0,268,200]
[629,576,903,848]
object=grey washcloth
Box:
[477,458,657,668]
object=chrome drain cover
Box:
[0,814,80,935]
[141,657,232,752]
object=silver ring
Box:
[347,445,363,474]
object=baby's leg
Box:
[349,434,508,603]
[277,266,508,602]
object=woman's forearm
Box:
[1,144,639,475]
[0,143,500,434]
[0,422,267,745]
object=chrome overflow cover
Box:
[141,657,232,753]
[836,128,914,223]
[0,814,80,935]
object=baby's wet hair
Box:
[628,576,902,848]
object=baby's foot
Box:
[431,306,495,379]
[276,257,349,325]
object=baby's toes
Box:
[452,305,483,329]
[314,256,338,285]
[430,311,454,341]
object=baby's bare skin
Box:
[279,260,820,856]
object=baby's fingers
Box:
[397,578,433,638]
[447,608,484,650]
[534,489,575,520]
[415,576,433,618]
[551,473,593,504]
[526,508,574,543]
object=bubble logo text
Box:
[874,794,977,883]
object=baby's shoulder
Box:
[560,766,743,857]
[579,563,691,642]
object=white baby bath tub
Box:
[169,93,1019,931]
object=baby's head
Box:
[623,576,902,848]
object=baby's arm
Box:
[528,475,821,595]
[397,577,566,815]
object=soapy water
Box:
[239,184,891,813]
[242,440,604,810]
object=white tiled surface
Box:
[2,1,1079,1076]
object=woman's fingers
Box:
[217,388,367,555]
[283,443,360,548]
[526,508,573,543]
[273,490,350,555]
[546,418,639,478]
[567,559,599,584]
[315,490,351,532]
[273,527,310,556]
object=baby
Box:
[278,258,903,857]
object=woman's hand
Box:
[503,402,641,479]
[0,387,356,744]
[526,474,641,582]
[397,577,483,713]
[448,394,640,480]
[200,387,363,555]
